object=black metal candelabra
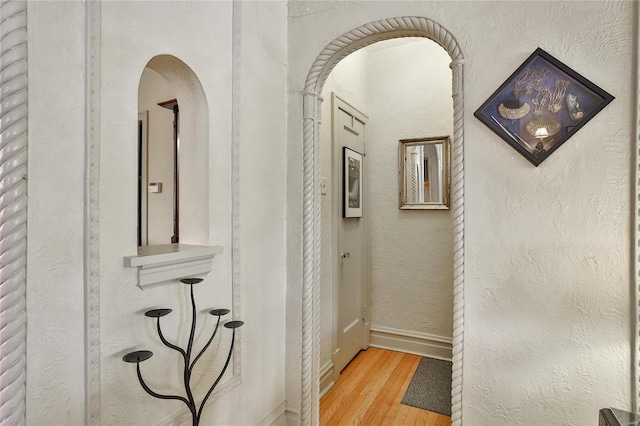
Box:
[122,277,243,426]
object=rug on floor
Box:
[400,356,452,416]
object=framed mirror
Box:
[398,136,450,210]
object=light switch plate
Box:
[320,177,327,195]
[149,182,163,193]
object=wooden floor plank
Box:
[360,353,417,425]
[320,348,385,424]
[392,403,411,426]
[320,348,451,426]
[425,411,439,426]
[342,350,405,424]
[436,414,452,426]
[324,349,394,425]
[381,353,421,425]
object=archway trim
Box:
[0,1,29,423]
[299,16,465,426]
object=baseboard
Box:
[369,326,452,361]
[257,401,287,426]
[285,408,299,426]
[319,361,335,398]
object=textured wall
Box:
[26,1,288,424]
[229,1,288,423]
[26,2,86,423]
[287,1,633,424]
[99,3,234,423]
[367,38,454,338]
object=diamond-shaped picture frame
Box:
[474,48,614,166]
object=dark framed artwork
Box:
[343,147,363,218]
[474,48,614,166]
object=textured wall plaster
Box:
[99,3,233,423]
[220,1,288,423]
[26,1,288,424]
[287,1,633,424]
[367,38,453,338]
[26,2,86,424]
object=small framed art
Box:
[343,147,363,218]
[474,48,614,166]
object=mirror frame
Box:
[398,136,450,210]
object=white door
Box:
[332,94,369,374]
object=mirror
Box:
[138,66,180,247]
[136,55,210,249]
[398,136,450,209]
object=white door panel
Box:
[332,94,368,374]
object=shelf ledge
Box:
[124,244,223,289]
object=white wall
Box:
[99,3,234,422]
[367,38,454,338]
[27,2,86,423]
[138,68,175,245]
[234,1,288,423]
[287,2,634,425]
[25,1,288,425]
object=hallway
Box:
[320,348,452,425]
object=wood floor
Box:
[320,348,452,426]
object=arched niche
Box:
[297,17,465,425]
[125,55,222,288]
[140,55,209,247]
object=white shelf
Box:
[124,244,223,288]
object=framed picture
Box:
[474,48,614,166]
[343,147,363,218]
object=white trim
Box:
[285,409,300,426]
[258,401,288,426]
[319,361,335,398]
[331,93,371,373]
[332,93,369,122]
[370,327,453,362]
[230,0,243,388]
[123,244,223,288]
[299,17,465,426]
[84,1,101,423]
[634,0,640,413]
[0,1,28,424]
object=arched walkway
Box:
[299,17,465,426]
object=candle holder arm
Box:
[156,318,186,357]
[190,316,221,371]
[135,362,192,409]
[197,327,237,419]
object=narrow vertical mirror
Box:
[157,99,179,244]
[138,67,180,246]
[399,136,450,209]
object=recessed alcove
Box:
[125,55,216,287]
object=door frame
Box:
[330,93,370,381]
[298,17,466,426]
[138,111,149,246]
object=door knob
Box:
[341,252,350,258]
